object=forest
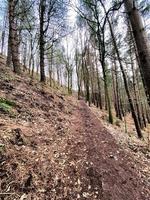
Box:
[0,0,150,199]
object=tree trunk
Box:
[108,18,143,138]
[8,0,20,74]
[31,57,35,78]
[128,22,150,107]
[6,30,12,67]
[95,52,103,109]
[67,69,70,94]
[130,59,144,129]
[76,65,81,99]
[114,60,122,120]
[102,63,113,124]
[23,39,27,71]
[96,24,113,122]
[39,0,46,82]
[124,0,150,104]
[1,12,7,55]
[112,61,123,120]
[84,59,90,106]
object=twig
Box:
[0,193,16,195]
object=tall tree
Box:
[124,0,150,105]
[8,0,20,73]
[103,5,142,138]
[39,0,46,82]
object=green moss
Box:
[0,143,5,154]
[0,98,16,106]
[0,98,16,113]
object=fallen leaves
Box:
[0,63,149,199]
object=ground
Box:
[0,56,149,199]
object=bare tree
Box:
[124,0,150,104]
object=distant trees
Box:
[77,0,114,123]
[1,8,8,55]
[100,0,143,137]
[63,46,73,94]
[38,0,68,82]
[7,0,36,72]
[5,0,68,82]
[74,0,150,138]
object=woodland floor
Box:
[0,55,150,199]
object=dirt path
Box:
[62,100,149,200]
[0,62,149,199]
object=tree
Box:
[39,0,46,82]
[1,9,8,55]
[8,0,20,74]
[62,42,73,94]
[77,0,113,123]
[124,0,150,105]
[100,1,143,138]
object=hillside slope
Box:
[0,57,149,199]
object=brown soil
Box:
[0,57,149,199]
[65,101,149,200]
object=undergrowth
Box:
[0,98,16,113]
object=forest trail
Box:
[0,61,149,199]
[1,0,150,198]
[65,100,149,200]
